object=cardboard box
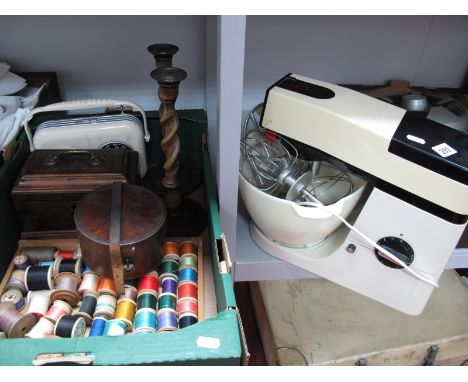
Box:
[0,110,248,365]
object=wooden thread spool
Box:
[53,257,82,277]
[21,247,56,263]
[78,272,100,295]
[74,291,98,325]
[25,317,55,339]
[114,299,136,330]
[50,272,81,307]
[6,269,27,294]
[177,297,198,316]
[93,294,117,319]
[177,281,198,300]
[55,315,86,338]
[25,266,53,291]
[0,302,37,338]
[13,254,30,270]
[97,277,117,297]
[1,288,25,311]
[118,285,137,303]
[44,300,73,324]
[179,241,197,256]
[27,290,52,318]
[163,241,180,261]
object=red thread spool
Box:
[44,300,72,324]
[97,277,117,297]
[138,274,159,294]
[55,250,76,260]
[177,282,198,300]
[177,297,198,316]
[179,241,197,256]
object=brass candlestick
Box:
[143,43,202,197]
[151,67,206,236]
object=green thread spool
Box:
[179,255,198,269]
[157,293,176,311]
[159,260,179,280]
[137,292,157,311]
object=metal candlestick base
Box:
[142,163,202,197]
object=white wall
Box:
[243,15,468,109]
[0,15,207,110]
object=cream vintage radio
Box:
[239,74,468,315]
[22,99,150,177]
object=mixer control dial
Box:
[374,236,414,269]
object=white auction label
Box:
[197,336,221,349]
[432,143,457,158]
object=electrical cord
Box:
[298,201,439,288]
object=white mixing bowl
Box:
[239,160,367,247]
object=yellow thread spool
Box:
[114,299,137,330]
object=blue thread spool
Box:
[103,319,127,336]
[89,316,107,336]
[38,261,54,267]
[178,267,197,284]
[81,264,92,275]
[157,309,178,332]
[161,276,177,295]
[134,308,157,332]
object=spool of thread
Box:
[0,332,5,339]
[50,272,81,307]
[1,288,25,311]
[25,266,53,291]
[21,247,56,263]
[27,290,52,318]
[6,269,26,294]
[115,299,136,329]
[103,319,127,336]
[55,250,76,260]
[178,267,198,285]
[74,291,98,325]
[158,293,177,311]
[137,274,159,295]
[0,302,37,338]
[97,277,117,297]
[38,261,54,267]
[178,312,198,329]
[156,309,178,332]
[133,308,157,332]
[78,272,100,295]
[44,300,73,324]
[118,285,137,303]
[161,276,178,295]
[93,294,117,319]
[89,316,108,337]
[25,317,55,338]
[177,297,198,316]
[81,263,92,275]
[137,292,157,311]
[159,260,179,281]
[177,281,198,300]
[163,242,180,261]
[55,315,86,338]
[13,254,30,270]
[178,254,198,270]
[179,241,197,256]
[53,258,82,276]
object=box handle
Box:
[32,352,94,366]
[22,99,150,151]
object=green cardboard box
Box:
[0,110,247,365]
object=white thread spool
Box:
[27,290,52,318]
[25,317,55,338]
[78,272,100,295]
